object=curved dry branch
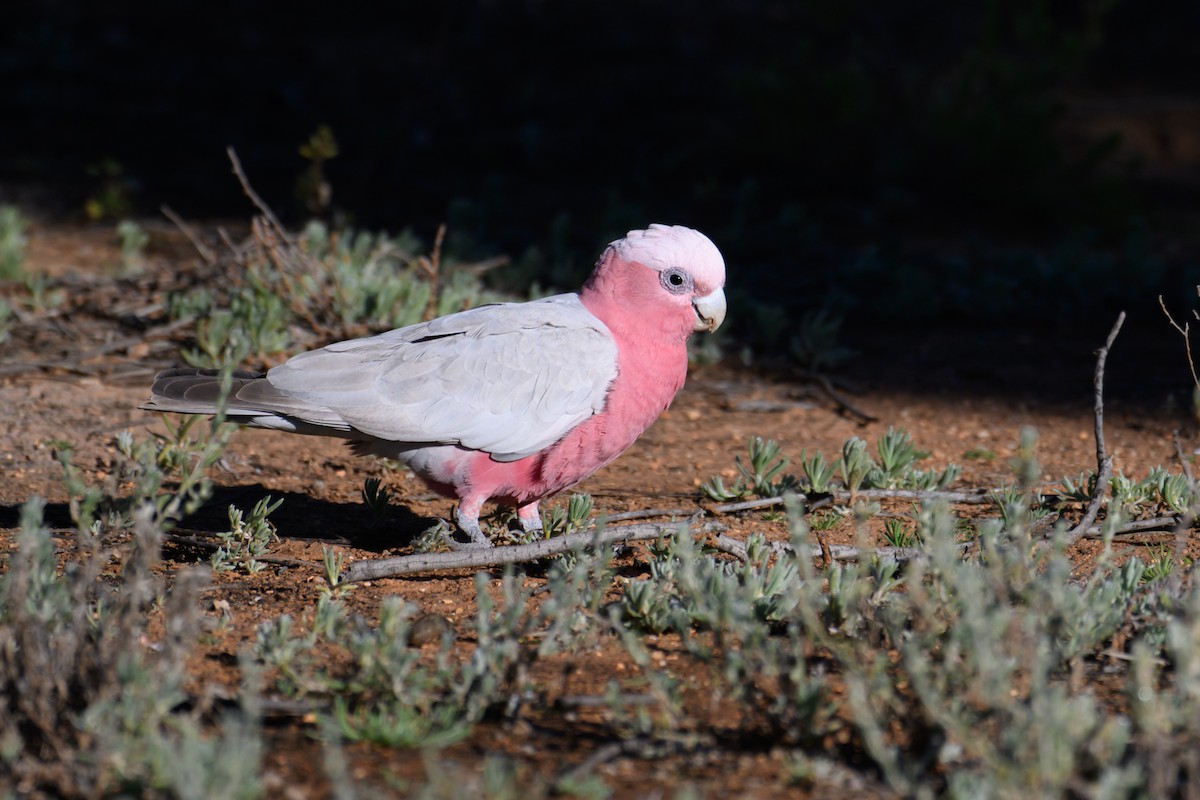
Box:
[341,519,722,582]
[1059,312,1125,547]
[710,487,1000,516]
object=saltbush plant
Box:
[0,501,262,797]
[701,429,961,501]
[167,220,511,368]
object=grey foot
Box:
[447,507,493,550]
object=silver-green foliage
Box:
[116,219,149,274]
[539,493,594,539]
[620,529,830,741]
[0,299,12,345]
[50,408,235,540]
[789,308,857,372]
[0,205,27,280]
[0,501,261,798]
[212,494,284,573]
[256,544,617,748]
[169,221,510,368]
[615,480,1200,796]
[701,428,960,501]
[700,436,795,501]
[1056,465,1198,517]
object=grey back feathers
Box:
[143,294,619,461]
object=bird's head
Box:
[584,224,727,340]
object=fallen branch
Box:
[1076,516,1183,540]
[710,487,1000,516]
[554,733,713,791]
[1059,312,1124,547]
[163,532,318,569]
[712,533,969,564]
[604,507,693,522]
[341,520,724,582]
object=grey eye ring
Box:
[660,267,691,294]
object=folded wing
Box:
[258,293,618,461]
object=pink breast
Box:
[460,345,687,506]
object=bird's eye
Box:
[660,268,691,294]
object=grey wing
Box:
[265,294,619,460]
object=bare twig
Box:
[1061,455,1114,546]
[160,204,217,265]
[711,496,799,514]
[1079,516,1184,539]
[556,694,661,709]
[1060,312,1125,546]
[813,526,833,569]
[730,399,816,413]
[603,507,693,522]
[341,520,724,582]
[226,146,289,241]
[711,533,967,565]
[555,734,712,790]
[709,487,998,516]
[711,534,748,560]
[1160,294,1200,389]
[804,370,878,424]
[1173,432,1195,483]
[163,532,318,569]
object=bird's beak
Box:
[692,287,727,333]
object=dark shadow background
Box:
[4,0,1200,401]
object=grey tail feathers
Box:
[140,367,355,439]
[140,367,269,416]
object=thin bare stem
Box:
[1060,312,1125,546]
[227,146,289,241]
[341,519,722,581]
[160,205,217,264]
[1160,295,1200,389]
[710,487,999,515]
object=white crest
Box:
[608,224,725,285]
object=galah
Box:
[143,224,727,547]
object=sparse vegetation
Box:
[4,202,1200,796]
[165,217,511,369]
[0,205,28,280]
[211,494,283,573]
[0,500,262,798]
[701,429,961,502]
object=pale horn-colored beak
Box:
[692,287,727,333]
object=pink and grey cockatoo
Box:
[142,224,726,547]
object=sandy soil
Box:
[2,222,1196,798]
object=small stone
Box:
[408,613,453,646]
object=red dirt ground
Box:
[2,222,1197,797]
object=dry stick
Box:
[163,532,319,569]
[555,735,711,790]
[341,520,722,582]
[807,370,878,424]
[1159,295,1200,389]
[1081,516,1184,540]
[1172,432,1195,483]
[160,204,217,265]
[226,146,290,241]
[710,487,998,515]
[604,507,693,522]
[1059,312,1125,547]
[711,533,966,565]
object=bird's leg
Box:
[516,501,543,534]
[444,500,493,550]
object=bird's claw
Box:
[441,513,494,550]
[440,529,493,551]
